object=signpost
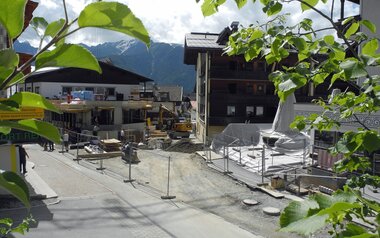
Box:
[0,107,44,120]
[0,129,40,144]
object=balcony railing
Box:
[209,68,268,80]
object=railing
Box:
[210,68,268,80]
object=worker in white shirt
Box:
[63,131,69,152]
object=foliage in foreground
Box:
[0,0,149,235]
[198,0,380,236]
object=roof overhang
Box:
[347,0,359,4]
[122,100,153,110]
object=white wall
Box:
[359,0,380,83]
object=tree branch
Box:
[295,0,359,59]
[353,114,370,130]
[297,27,335,36]
[63,0,69,23]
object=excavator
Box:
[158,104,192,139]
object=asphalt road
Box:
[1,144,261,238]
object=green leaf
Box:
[278,74,307,101]
[0,127,11,134]
[345,22,359,38]
[201,0,229,16]
[301,0,319,12]
[292,37,307,52]
[0,119,61,144]
[361,20,376,34]
[0,218,12,227]
[235,0,247,9]
[45,19,65,39]
[36,44,101,73]
[250,29,264,41]
[318,202,361,215]
[0,49,19,71]
[312,73,328,86]
[78,1,150,46]
[8,92,61,114]
[342,16,354,26]
[338,223,373,237]
[362,131,380,153]
[340,59,367,79]
[280,200,319,227]
[267,2,282,16]
[30,17,48,38]
[0,0,28,39]
[0,49,19,86]
[280,214,328,236]
[362,39,379,56]
[5,72,24,88]
[324,35,335,45]
[0,171,30,208]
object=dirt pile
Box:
[165,139,204,153]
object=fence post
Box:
[75,133,80,162]
[124,142,135,183]
[303,138,306,165]
[261,144,265,185]
[161,156,176,200]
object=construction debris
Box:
[165,139,204,153]
[99,139,122,152]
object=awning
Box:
[123,100,153,110]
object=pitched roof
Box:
[185,32,224,50]
[25,61,153,85]
[184,32,226,65]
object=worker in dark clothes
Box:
[18,145,29,174]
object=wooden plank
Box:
[256,186,285,199]
[247,154,256,159]
[78,151,122,159]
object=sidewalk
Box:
[1,144,262,238]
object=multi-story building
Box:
[19,61,154,140]
[184,22,346,142]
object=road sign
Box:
[0,107,44,120]
[0,129,40,143]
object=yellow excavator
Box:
[158,104,192,139]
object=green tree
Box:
[199,0,380,236]
[0,0,149,236]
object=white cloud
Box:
[20,0,360,47]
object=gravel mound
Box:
[165,139,204,153]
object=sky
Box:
[19,0,360,47]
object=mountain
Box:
[15,40,196,93]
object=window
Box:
[19,87,24,92]
[229,61,237,70]
[256,84,265,95]
[62,87,72,95]
[106,88,115,96]
[26,87,32,92]
[95,87,105,94]
[246,83,253,94]
[227,106,236,116]
[246,106,254,117]
[73,87,84,91]
[257,61,266,71]
[34,86,40,94]
[85,87,94,92]
[228,83,237,94]
[256,106,264,116]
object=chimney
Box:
[230,21,239,32]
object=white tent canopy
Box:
[211,123,261,151]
